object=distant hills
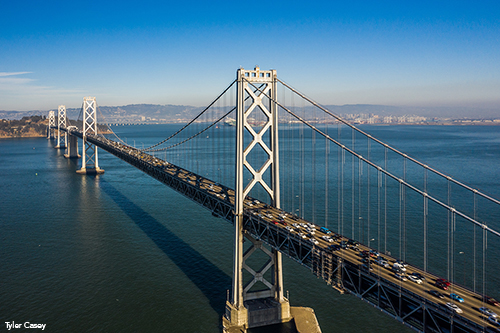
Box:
[1,103,499,122]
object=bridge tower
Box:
[225,67,291,330]
[47,110,56,139]
[77,97,104,175]
[55,105,67,149]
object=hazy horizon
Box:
[1,1,499,112]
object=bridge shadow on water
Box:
[100,179,231,315]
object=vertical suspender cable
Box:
[300,100,305,218]
[384,147,388,255]
[312,127,316,223]
[378,168,381,252]
[367,138,371,248]
[447,179,451,281]
[403,156,406,262]
[473,191,477,293]
[399,179,402,260]
[424,167,428,273]
[358,158,362,241]
[352,129,355,239]
[325,120,329,228]
[338,124,342,234]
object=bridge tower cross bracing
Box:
[47,110,56,139]
[55,105,67,149]
[77,97,104,175]
[225,67,290,330]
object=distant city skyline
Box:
[1,1,499,114]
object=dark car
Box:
[412,272,426,280]
[484,296,500,307]
[429,290,445,299]
[347,239,359,247]
[329,244,340,251]
[435,278,451,290]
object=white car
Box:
[321,236,333,242]
[298,232,307,239]
[407,274,423,284]
[479,307,498,317]
[310,238,319,245]
[306,228,315,235]
[445,302,463,314]
[376,259,389,268]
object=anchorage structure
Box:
[225,67,290,330]
[77,97,104,175]
[55,105,67,149]
[47,111,56,139]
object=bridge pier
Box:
[77,97,104,175]
[47,110,55,139]
[64,134,80,159]
[55,105,67,149]
[224,67,316,332]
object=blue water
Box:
[1,125,500,332]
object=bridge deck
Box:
[61,127,499,333]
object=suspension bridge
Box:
[47,67,500,332]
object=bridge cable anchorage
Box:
[243,78,500,238]
[276,78,500,208]
[140,79,237,152]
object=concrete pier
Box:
[223,305,321,333]
[76,167,104,175]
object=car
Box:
[369,249,379,257]
[445,302,463,313]
[298,232,307,239]
[488,316,500,326]
[394,272,407,281]
[375,258,389,268]
[272,220,279,225]
[408,274,423,284]
[395,259,408,267]
[450,293,464,303]
[310,238,319,245]
[361,250,370,258]
[411,272,426,281]
[429,290,445,299]
[321,235,334,243]
[484,296,500,307]
[479,307,498,317]
[329,244,340,251]
[320,227,332,234]
[347,239,359,247]
[340,241,349,249]
[435,279,450,290]
[393,263,407,272]
[279,220,287,226]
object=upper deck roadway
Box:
[62,127,499,333]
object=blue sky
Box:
[1,0,499,112]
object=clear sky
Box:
[1,0,499,112]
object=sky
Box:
[1,0,500,113]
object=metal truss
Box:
[55,105,67,148]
